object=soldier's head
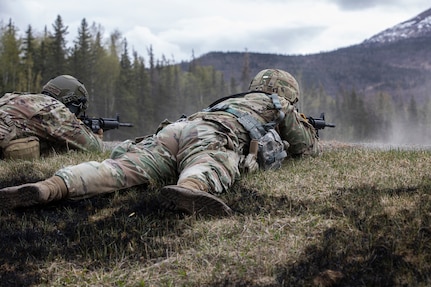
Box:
[42,75,88,116]
[249,69,300,104]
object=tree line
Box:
[1,15,429,144]
[0,15,241,140]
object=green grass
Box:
[1,142,431,286]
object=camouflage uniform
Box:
[55,92,319,199]
[0,92,103,155]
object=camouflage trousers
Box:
[55,119,241,199]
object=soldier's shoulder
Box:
[20,93,60,102]
[5,93,62,110]
[2,92,46,99]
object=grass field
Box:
[0,141,430,286]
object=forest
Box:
[1,15,430,144]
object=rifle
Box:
[79,113,134,133]
[307,112,335,136]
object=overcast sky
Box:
[1,0,430,63]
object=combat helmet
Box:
[42,75,88,115]
[249,69,300,104]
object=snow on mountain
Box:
[363,8,431,45]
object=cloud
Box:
[1,0,430,63]
[124,26,187,62]
[329,0,430,11]
[330,0,394,10]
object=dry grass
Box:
[1,141,431,286]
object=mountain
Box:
[363,8,431,45]
[187,8,431,104]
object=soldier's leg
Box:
[160,120,239,216]
[57,133,180,199]
[161,121,239,215]
[0,130,181,208]
[0,176,68,209]
[176,121,241,193]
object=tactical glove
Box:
[240,153,259,173]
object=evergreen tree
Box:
[0,19,22,95]
[336,88,358,141]
[173,64,182,102]
[46,15,68,78]
[373,92,394,142]
[131,50,152,134]
[421,95,431,142]
[217,71,227,97]
[20,25,39,92]
[407,96,418,123]
[230,77,239,94]
[181,70,200,116]
[69,18,92,82]
[111,39,136,140]
[240,49,250,91]
[406,96,420,142]
[87,27,111,117]
[35,26,50,84]
[98,29,121,118]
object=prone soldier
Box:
[0,75,103,160]
[0,69,320,215]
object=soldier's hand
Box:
[95,128,104,140]
[240,153,259,173]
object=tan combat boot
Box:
[160,185,233,216]
[0,176,68,209]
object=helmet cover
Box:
[249,69,300,104]
[42,75,88,115]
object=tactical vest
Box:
[204,92,287,170]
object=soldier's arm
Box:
[278,104,320,157]
[36,104,104,152]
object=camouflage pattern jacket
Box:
[188,92,320,157]
[0,92,103,154]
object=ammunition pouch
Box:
[3,136,40,160]
[256,129,287,170]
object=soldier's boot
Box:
[160,185,233,216]
[0,176,68,209]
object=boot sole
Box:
[160,185,233,216]
[0,186,41,209]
